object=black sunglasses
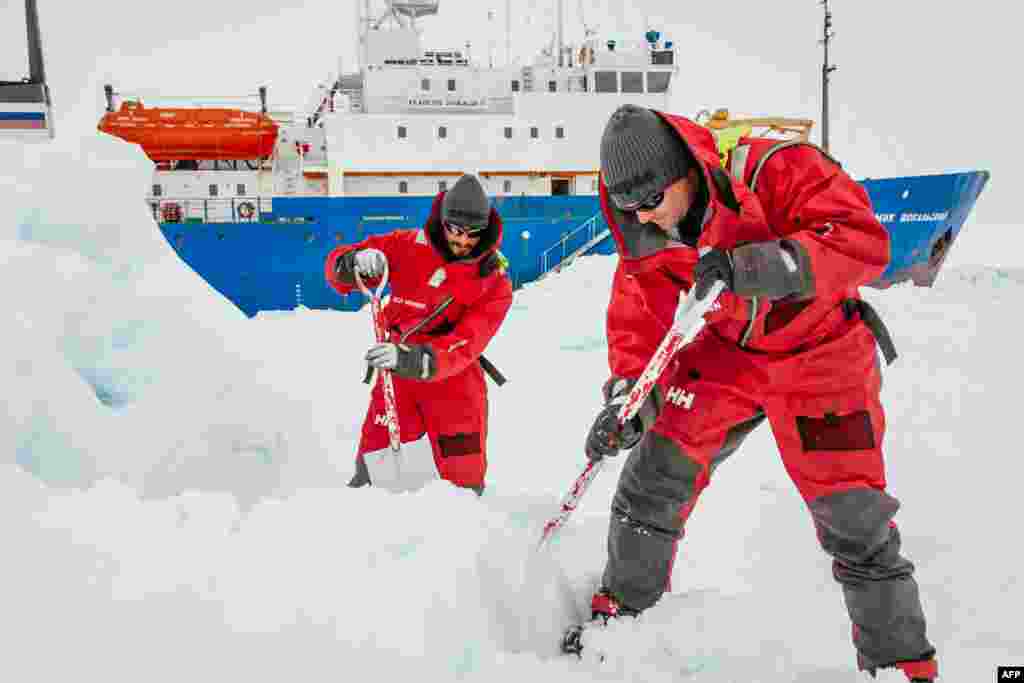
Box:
[443,220,485,238]
[615,189,666,213]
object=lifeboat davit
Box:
[97,100,278,161]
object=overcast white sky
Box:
[2,0,1014,222]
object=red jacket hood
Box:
[599,109,773,263]
[425,191,504,270]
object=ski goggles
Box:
[613,188,666,213]
[443,220,486,238]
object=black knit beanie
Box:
[442,174,490,229]
[600,105,694,209]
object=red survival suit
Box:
[597,113,935,676]
[325,193,513,491]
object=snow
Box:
[2,137,1022,682]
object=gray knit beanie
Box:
[442,174,490,229]
[600,105,693,209]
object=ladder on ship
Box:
[536,212,610,281]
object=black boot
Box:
[347,457,370,488]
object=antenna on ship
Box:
[561,0,567,66]
[505,0,512,67]
[819,0,837,152]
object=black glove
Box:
[365,342,436,380]
[585,405,644,461]
[695,241,814,301]
[585,378,650,461]
[693,248,733,299]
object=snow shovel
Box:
[355,261,440,492]
[537,279,726,550]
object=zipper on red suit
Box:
[739,296,759,347]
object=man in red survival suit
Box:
[564,105,937,682]
[325,174,512,495]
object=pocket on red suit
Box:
[781,388,887,499]
[788,388,883,450]
[795,411,875,451]
[434,431,486,488]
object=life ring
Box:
[161,202,182,223]
[237,201,256,220]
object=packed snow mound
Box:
[2,147,1020,679]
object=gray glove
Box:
[366,342,435,380]
[695,240,814,301]
[353,248,387,279]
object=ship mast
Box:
[556,0,565,67]
[505,0,512,67]
[819,0,837,152]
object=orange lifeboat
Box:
[97,100,278,161]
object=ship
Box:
[97,0,988,316]
[1,0,56,141]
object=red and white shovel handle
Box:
[355,262,402,454]
[614,280,724,427]
[537,280,725,549]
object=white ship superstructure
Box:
[128,0,677,209]
[322,0,677,198]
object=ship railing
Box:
[149,196,276,224]
[537,212,610,281]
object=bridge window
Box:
[438,125,447,139]
[439,180,447,192]
[647,72,671,93]
[397,125,407,139]
[621,71,644,93]
[504,126,513,139]
[651,50,674,66]
[208,184,218,197]
[399,181,408,194]
[530,126,538,139]
[236,184,246,196]
[504,180,512,193]
[421,78,430,91]
[555,126,565,139]
[548,80,557,92]
[152,184,163,197]
[594,71,617,93]
[448,79,456,92]
[511,79,520,92]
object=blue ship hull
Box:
[159,171,988,316]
